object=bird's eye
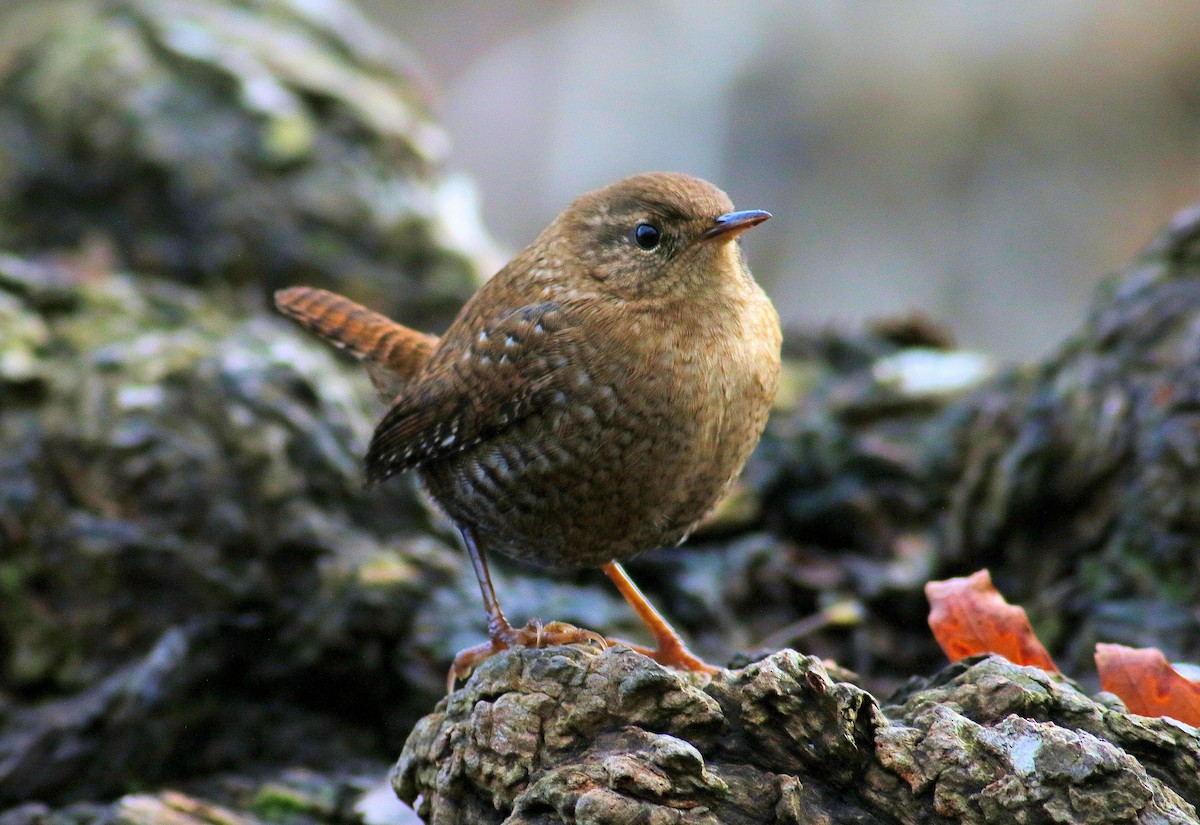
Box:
[633,222,661,250]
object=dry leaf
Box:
[925,569,1058,672]
[1095,643,1200,725]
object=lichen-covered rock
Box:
[0,772,419,825]
[0,251,415,689]
[880,657,1200,823]
[0,251,462,803]
[0,0,499,330]
[395,646,1200,825]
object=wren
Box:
[275,172,781,685]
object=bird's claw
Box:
[447,619,611,692]
[604,635,721,678]
[528,619,608,651]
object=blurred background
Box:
[376,0,1200,361]
[2,0,1198,359]
[3,2,1200,812]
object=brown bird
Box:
[275,172,781,685]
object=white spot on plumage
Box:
[491,450,511,478]
[472,463,492,488]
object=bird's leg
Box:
[601,561,720,675]
[448,528,519,689]
[448,528,605,691]
[464,526,518,642]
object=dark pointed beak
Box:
[702,209,771,242]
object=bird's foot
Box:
[448,619,608,691]
[605,635,721,678]
[597,561,722,678]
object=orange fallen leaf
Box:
[1095,643,1200,725]
[925,569,1058,672]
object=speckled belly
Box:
[419,286,781,571]
[419,388,751,570]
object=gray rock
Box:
[396,646,1200,824]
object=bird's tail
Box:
[273,286,439,401]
